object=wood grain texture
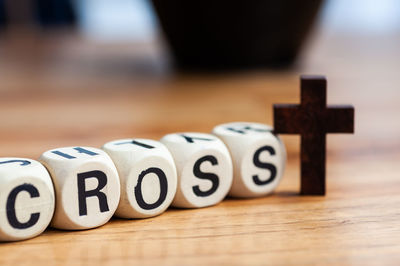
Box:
[0,30,399,265]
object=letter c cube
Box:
[0,158,55,241]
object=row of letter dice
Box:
[0,122,286,241]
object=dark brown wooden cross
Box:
[273,75,354,195]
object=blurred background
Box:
[1,0,399,80]
[0,0,399,156]
[1,0,399,73]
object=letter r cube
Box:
[39,147,120,230]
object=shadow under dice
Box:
[39,147,120,230]
[213,122,286,198]
[161,133,233,208]
[103,139,177,218]
[0,158,55,241]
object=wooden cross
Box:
[273,75,354,195]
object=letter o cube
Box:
[102,139,177,218]
[213,122,286,198]
[0,158,55,241]
[161,133,233,208]
[39,147,120,230]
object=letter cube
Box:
[212,122,286,198]
[39,147,120,230]
[0,158,55,241]
[102,139,177,218]
[160,133,233,208]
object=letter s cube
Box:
[39,147,120,230]
[161,133,233,208]
[213,122,286,198]
[0,158,55,241]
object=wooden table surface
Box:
[0,28,399,265]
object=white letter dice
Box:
[39,147,120,230]
[161,133,233,208]
[102,139,177,218]
[0,158,55,241]
[213,122,286,198]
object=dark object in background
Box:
[35,0,76,26]
[0,0,6,26]
[273,76,355,195]
[0,0,75,27]
[151,0,323,70]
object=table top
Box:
[0,29,399,265]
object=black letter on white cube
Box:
[6,184,40,229]
[192,155,219,197]
[252,146,277,185]
[135,167,168,210]
[77,170,110,216]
